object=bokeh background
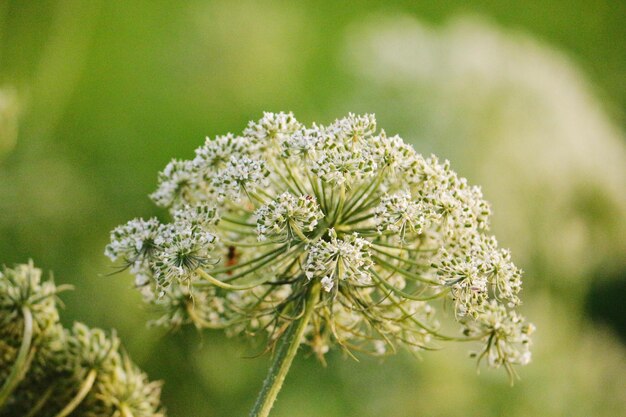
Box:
[1,1,625,416]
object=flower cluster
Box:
[304,229,373,292]
[464,301,535,372]
[433,233,523,318]
[375,191,430,240]
[255,192,324,242]
[106,207,219,296]
[0,262,165,416]
[107,112,533,378]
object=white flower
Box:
[105,218,162,274]
[311,142,378,186]
[173,203,220,230]
[193,134,249,174]
[255,192,324,242]
[464,301,534,369]
[153,222,217,289]
[434,233,522,316]
[108,111,532,375]
[329,113,377,143]
[150,160,199,209]
[244,111,303,152]
[321,276,335,292]
[370,131,421,180]
[304,229,373,287]
[281,127,322,159]
[212,156,270,201]
[375,191,430,239]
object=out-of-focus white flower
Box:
[342,15,626,294]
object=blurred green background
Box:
[1,1,625,416]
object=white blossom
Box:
[173,203,220,230]
[329,113,377,143]
[152,222,217,291]
[311,142,378,186]
[464,301,535,369]
[193,133,249,174]
[281,127,322,159]
[150,159,199,208]
[304,229,373,287]
[212,156,270,201]
[433,233,522,316]
[243,111,303,152]
[108,112,532,377]
[104,218,161,275]
[320,276,335,292]
[375,191,430,239]
[255,192,323,242]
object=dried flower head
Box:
[0,262,165,416]
[107,112,533,383]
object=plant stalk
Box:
[54,368,97,417]
[24,386,54,417]
[120,403,135,417]
[249,284,320,417]
[0,306,34,407]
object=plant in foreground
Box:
[107,112,534,416]
[0,262,165,417]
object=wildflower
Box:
[463,301,535,375]
[150,159,200,209]
[281,127,322,159]
[255,192,324,242]
[107,112,533,415]
[375,191,431,239]
[244,111,303,152]
[433,233,522,317]
[304,229,373,290]
[193,133,249,173]
[212,156,270,202]
[153,222,217,287]
[0,262,165,416]
[104,217,162,277]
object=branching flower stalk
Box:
[107,112,535,417]
[0,262,165,417]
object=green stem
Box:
[209,245,288,275]
[222,244,303,283]
[288,220,310,243]
[120,404,134,417]
[282,159,306,196]
[222,216,256,227]
[24,386,53,417]
[330,184,346,226]
[0,306,34,407]
[341,168,385,220]
[249,284,320,417]
[54,368,97,417]
[197,269,270,290]
[370,269,449,301]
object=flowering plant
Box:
[107,112,534,416]
[0,262,164,417]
